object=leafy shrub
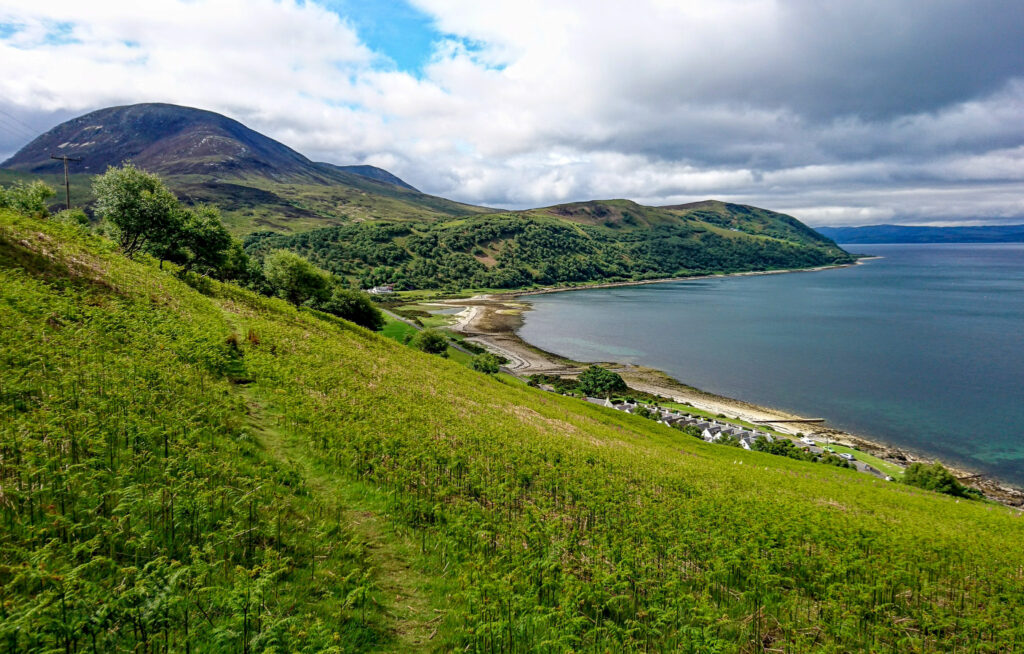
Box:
[410,328,449,356]
[0,180,56,217]
[903,462,982,498]
[53,208,90,226]
[577,365,627,397]
[263,249,331,305]
[314,288,385,331]
[471,352,502,374]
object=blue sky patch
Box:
[324,0,439,75]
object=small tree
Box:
[181,204,232,273]
[262,250,331,305]
[143,204,187,268]
[315,288,385,331]
[217,240,261,285]
[411,329,449,357]
[471,353,501,374]
[92,164,180,257]
[576,365,627,397]
[0,180,56,217]
[903,462,979,498]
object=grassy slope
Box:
[663,200,837,246]
[2,211,1023,652]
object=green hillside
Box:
[0,168,489,236]
[246,200,853,290]
[3,209,1023,652]
[663,200,838,246]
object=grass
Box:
[380,314,418,343]
[3,209,1024,652]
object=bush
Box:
[903,462,981,498]
[577,365,627,397]
[263,250,331,305]
[411,329,449,356]
[0,180,56,217]
[471,353,502,374]
[315,288,385,331]
[53,208,90,226]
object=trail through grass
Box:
[244,395,442,653]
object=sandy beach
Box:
[436,275,1024,507]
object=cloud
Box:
[1,0,1023,225]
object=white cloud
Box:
[1,0,1023,224]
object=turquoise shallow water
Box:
[518,244,1024,485]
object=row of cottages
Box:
[589,399,775,450]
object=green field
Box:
[3,210,1024,652]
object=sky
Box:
[1,0,1023,226]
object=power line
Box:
[0,107,43,138]
[0,115,38,143]
[50,154,82,211]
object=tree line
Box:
[246,212,854,292]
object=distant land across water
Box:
[518,243,1024,486]
[816,224,1024,244]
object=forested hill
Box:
[3,208,1024,652]
[246,199,854,290]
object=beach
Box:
[436,275,1024,507]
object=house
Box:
[367,284,395,295]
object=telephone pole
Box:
[49,154,82,211]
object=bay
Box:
[518,243,1024,485]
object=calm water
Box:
[518,244,1024,485]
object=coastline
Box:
[436,267,1024,507]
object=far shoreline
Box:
[431,262,1024,507]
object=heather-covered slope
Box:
[2,210,1023,651]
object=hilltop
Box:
[1,103,487,232]
[2,208,1023,651]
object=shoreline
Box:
[511,259,875,297]
[435,267,1024,507]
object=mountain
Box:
[1,103,486,232]
[3,207,1023,652]
[2,102,321,180]
[248,198,855,290]
[2,102,407,187]
[318,162,419,191]
[816,224,1024,244]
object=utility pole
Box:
[50,154,82,211]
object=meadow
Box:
[3,209,1024,652]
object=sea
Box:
[517,243,1024,486]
